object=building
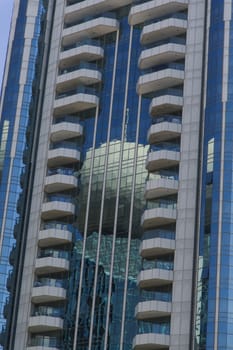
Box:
[0,0,232,349]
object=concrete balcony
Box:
[65,0,132,24]
[35,256,70,275]
[138,268,173,288]
[137,68,184,95]
[62,17,119,47]
[41,200,75,220]
[45,174,78,193]
[147,121,181,143]
[146,149,180,171]
[56,68,102,92]
[60,43,104,68]
[141,17,187,45]
[141,207,176,229]
[32,280,67,304]
[149,94,183,116]
[50,121,83,142]
[28,316,63,333]
[38,228,73,247]
[135,300,171,320]
[139,43,185,70]
[47,148,80,167]
[54,92,99,116]
[129,0,188,25]
[140,237,175,258]
[133,333,170,349]
[145,178,178,199]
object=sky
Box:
[0,0,14,87]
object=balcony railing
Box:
[149,142,180,153]
[62,38,102,52]
[42,221,77,234]
[142,259,174,271]
[146,198,177,210]
[33,277,67,289]
[143,12,187,26]
[47,167,78,177]
[142,37,186,51]
[64,12,116,29]
[151,87,183,99]
[56,86,99,99]
[45,194,75,204]
[50,141,80,151]
[54,115,81,124]
[59,61,100,75]
[38,248,70,260]
[143,62,185,75]
[67,0,85,5]
[148,169,179,181]
[29,335,61,348]
[138,320,170,335]
[151,114,182,125]
[140,289,172,302]
[142,229,176,240]
[32,305,64,318]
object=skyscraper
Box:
[0,0,232,349]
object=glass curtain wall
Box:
[63,5,150,350]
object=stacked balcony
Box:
[65,0,132,25]
[140,13,187,45]
[133,0,188,347]
[30,247,69,344]
[60,39,104,68]
[62,13,119,47]
[129,0,188,25]
[32,278,67,304]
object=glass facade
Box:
[195,1,233,350]
[62,7,151,349]
[4,0,233,349]
[0,0,49,348]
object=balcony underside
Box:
[145,178,178,199]
[65,0,132,24]
[150,95,183,116]
[141,18,187,45]
[133,333,170,349]
[28,316,63,333]
[138,268,173,289]
[137,69,184,95]
[35,257,70,275]
[140,237,175,258]
[50,122,83,142]
[129,0,188,25]
[141,207,176,229]
[38,229,73,247]
[139,44,185,70]
[47,148,80,167]
[135,300,171,320]
[41,201,75,220]
[147,122,181,143]
[32,286,67,304]
[146,150,180,171]
[59,45,104,68]
[44,174,78,193]
[56,69,101,92]
[62,18,119,47]
[54,93,98,115]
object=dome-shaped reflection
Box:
[77,141,149,238]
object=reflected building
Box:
[1,0,233,350]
